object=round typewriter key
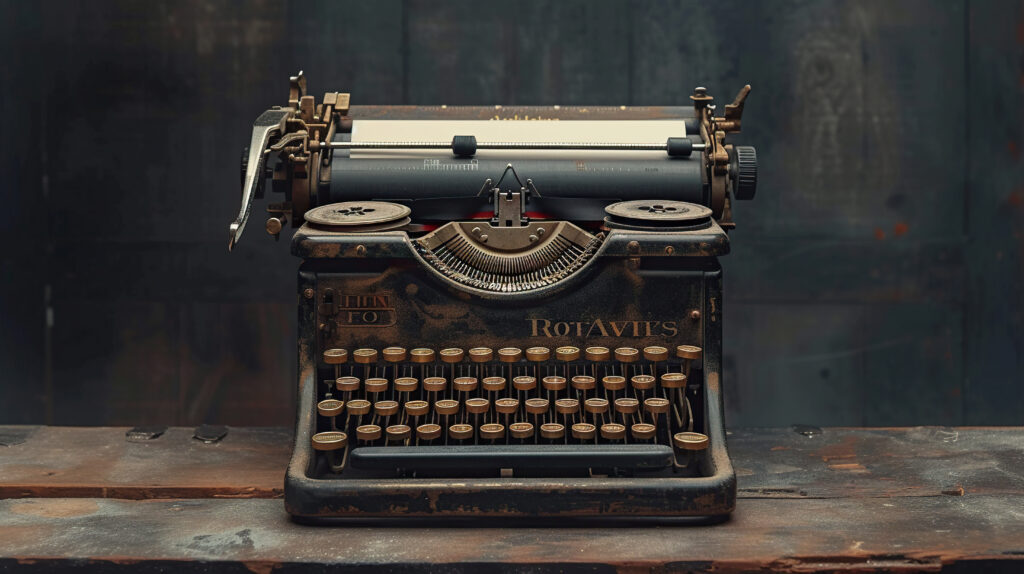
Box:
[482,376,506,392]
[540,423,565,439]
[312,431,347,451]
[416,423,442,441]
[382,347,407,362]
[602,375,626,391]
[572,423,597,440]
[584,397,610,414]
[644,397,671,414]
[435,399,460,415]
[614,347,640,363]
[356,424,382,441]
[585,346,611,362]
[405,400,429,417]
[512,375,537,391]
[643,346,669,362]
[498,347,523,362]
[440,348,465,363]
[422,376,447,392]
[410,348,436,363]
[631,374,656,390]
[555,398,580,414]
[673,432,710,451]
[323,348,348,365]
[542,375,567,391]
[317,399,344,417]
[571,375,596,390]
[600,423,626,440]
[336,376,361,392]
[394,377,418,393]
[465,397,490,414]
[346,399,371,415]
[495,397,520,414]
[660,372,687,388]
[364,377,388,393]
[480,423,505,441]
[631,423,657,440]
[525,346,550,362]
[676,345,703,361]
[449,423,474,441]
[525,398,550,414]
[374,400,399,417]
[386,424,411,441]
[510,422,535,439]
[614,397,640,414]
[453,376,478,392]
[556,346,581,362]
[353,348,378,364]
[469,347,494,362]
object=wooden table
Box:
[1,426,1022,572]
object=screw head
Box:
[303,288,315,299]
[690,309,701,321]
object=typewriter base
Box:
[286,377,735,519]
[285,226,736,519]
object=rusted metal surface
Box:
[0,495,1022,572]
[0,426,289,500]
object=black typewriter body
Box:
[230,73,757,520]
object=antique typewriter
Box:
[230,73,757,520]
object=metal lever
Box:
[228,108,291,251]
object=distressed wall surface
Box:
[0,0,1021,427]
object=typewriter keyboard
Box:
[311,345,710,477]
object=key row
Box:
[323,345,703,365]
[329,373,690,394]
[313,425,710,448]
[318,396,678,417]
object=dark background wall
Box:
[1,0,1021,428]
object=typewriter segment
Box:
[232,73,757,519]
[312,344,706,477]
[415,221,603,293]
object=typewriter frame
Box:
[284,225,736,520]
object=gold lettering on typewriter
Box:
[528,318,679,338]
[337,294,396,328]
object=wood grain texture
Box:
[3,426,1020,501]
[0,0,1020,427]
[0,495,1021,571]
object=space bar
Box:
[349,444,673,472]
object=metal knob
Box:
[312,431,348,451]
[526,347,551,362]
[323,348,348,364]
[440,348,465,363]
[469,347,494,362]
[673,431,710,451]
[410,348,436,363]
[317,399,344,417]
[353,348,378,364]
[382,347,407,362]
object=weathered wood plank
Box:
[0,494,1021,571]
[2,427,1021,501]
[0,427,289,500]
